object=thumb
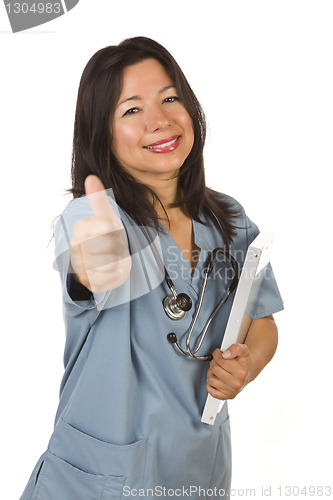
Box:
[84,175,120,224]
[222,343,247,359]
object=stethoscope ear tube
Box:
[224,250,239,293]
[167,332,213,361]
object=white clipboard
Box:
[201,231,275,425]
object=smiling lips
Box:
[144,135,180,154]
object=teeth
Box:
[146,137,178,149]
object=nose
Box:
[145,104,170,132]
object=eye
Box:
[163,96,179,104]
[122,107,140,117]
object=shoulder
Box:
[55,193,128,234]
[53,196,92,242]
[209,189,244,212]
[208,189,259,247]
[54,195,139,259]
[58,195,93,221]
[208,188,247,225]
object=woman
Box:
[21,36,283,499]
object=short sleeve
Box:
[53,195,165,316]
[248,262,284,320]
[53,196,111,316]
[243,215,284,320]
[224,199,284,321]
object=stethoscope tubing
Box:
[171,248,238,361]
[136,218,239,361]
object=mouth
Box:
[143,135,180,154]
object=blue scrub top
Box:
[21,193,284,500]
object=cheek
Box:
[111,124,138,159]
[179,112,194,141]
[183,116,195,149]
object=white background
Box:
[1,1,332,499]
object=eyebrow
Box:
[117,85,177,107]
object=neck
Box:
[145,174,185,221]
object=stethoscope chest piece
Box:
[163,293,192,320]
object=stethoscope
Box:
[164,248,238,361]
[139,216,239,361]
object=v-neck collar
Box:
[192,218,219,252]
[122,209,225,293]
[158,222,194,281]
[158,215,220,291]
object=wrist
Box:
[246,346,264,384]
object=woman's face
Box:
[110,58,194,184]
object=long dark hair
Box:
[70,36,240,243]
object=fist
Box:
[206,344,254,400]
[70,175,132,293]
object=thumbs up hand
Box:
[69,175,132,293]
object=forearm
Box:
[244,315,278,383]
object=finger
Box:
[222,343,248,360]
[206,378,231,400]
[84,175,121,226]
[206,385,228,401]
[78,236,126,270]
[209,357,238,378]
[70,228,129,274]
[86,255,132,293]
[74,227,126,255]
[212,348,236,368]
[207,369,245,400]
[207,364,232,386]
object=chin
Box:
[151,154,188,171]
